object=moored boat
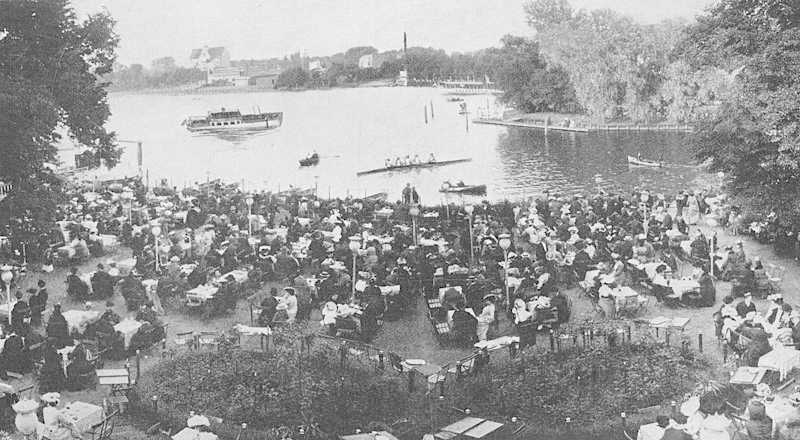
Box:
[356,158,472,176]
[439,182,486,195]
[299,153,319,167]
[627,155,662,168]
[183,108,283,132]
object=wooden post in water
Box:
[430,100,434,119]
[424,106,428,124]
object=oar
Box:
[319,155,341,159]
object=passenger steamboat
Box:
[182,108,283,132]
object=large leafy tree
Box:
[680,0,800,221]
[492,35,580,113]
[0,0,120,226]
[525,0,684,121]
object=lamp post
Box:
[151,225,162,272]
[348,236,361,298]
[1,266,12,325]
[464,205,474,268]
[409,205,420,246]
[498,234,511,310]
[245,197,254,237]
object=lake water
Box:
[66,87,702,202]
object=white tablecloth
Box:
[0,301,17,319]
[759,347,800,381]
[669,279,700,296]
[114,319,144,350]
[172,427,219,440]
[217,269,248,284]
[234,324,271,336]
[186,285,218,301]
[62,310,101,335]
[60,401,103,434]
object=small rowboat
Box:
[299,154,319,167]
[447,97,464,102]
[627,155,662,168]
[439,182,486,195]
[356,158,472,176]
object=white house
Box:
[207,66,249,87]
[358,54,374,69]
[189,46,230,71]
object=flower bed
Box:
[133,323,710,440]
[450,341,711,439]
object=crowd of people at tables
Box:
[4,175,800,435]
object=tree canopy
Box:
[492,35,580,113]
[681,0,800,221]
[0,0,120,225]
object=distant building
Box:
[249,71,281,88]
[189,46,230,71]
[358,54,374,69]
[308,59,327,72]
[358,53,386,70]
[207,66,248,87]
[396,70,408,87]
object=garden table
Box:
[186,285,218,304]
[172,427,219,440]
[729,366,768,385]
[62,310,101,334]
[60,401,103,434]
[758,347,800,381]
[114,319,144,350]
[340,431,399,440]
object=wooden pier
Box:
[473,118,693,133]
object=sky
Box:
[72,0,719,66]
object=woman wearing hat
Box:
[476,296,496,342]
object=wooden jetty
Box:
[473,117,693,133]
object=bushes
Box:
[134,323,709,440]
[134,328,414,438]
[450,341,709,439]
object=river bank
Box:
[108,79,397,96]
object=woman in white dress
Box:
[684,194,700,225]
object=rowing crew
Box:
[384,153,436,168]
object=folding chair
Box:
[197,332,219,350]
[174,331,196,351]
[767,264,785,294]
[89,410,119,440]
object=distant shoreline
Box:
[108,80,501,96]
[109,79,396,96]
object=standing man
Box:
[402,184,412,205]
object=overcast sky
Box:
[72,0,718,66]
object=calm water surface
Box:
[69,87,702,202]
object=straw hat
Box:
[187,414,211,428]
[12,399,39,414]
[680,396,700,416]
[41,392,61,404]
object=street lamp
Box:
[498,234,511,309]
[409,205,420,246]
[348,236,361,298]
[151,225,162,272]
[464,205,474,268]
[245,197,254,236]
[0,266,12,325]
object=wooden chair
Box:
[174,331,196,351]
[89,409,119,440]
[767,264,786,294]
[197,331,219,350]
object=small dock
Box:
[473,118,693,133]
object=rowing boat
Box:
[439,182,486,195]
[299,154,319,167]
[356,158,472,176]
[627,155,662,168]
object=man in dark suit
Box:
[736,292,757,318]
[91,264,114,298]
